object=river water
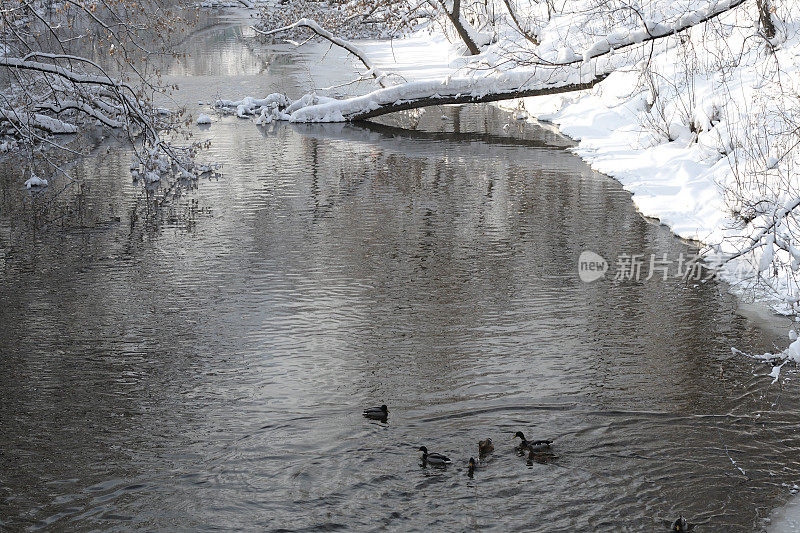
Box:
[2,9,800,532]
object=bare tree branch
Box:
[254,18,389,87]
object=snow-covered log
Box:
[216,65,607,122]
[242,0,754,124]
[529,0,750,67]
[296,69,606,121]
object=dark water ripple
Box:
[1,9,799,533]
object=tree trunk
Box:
[296,74,608,122]
[440,0,482,55]
[502,0,539,45]
[756,0,776,39]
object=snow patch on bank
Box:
[24,175,48,188]
[769,491,800,533]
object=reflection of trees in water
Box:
[171,24,296,77]
[0,144,212,244]
[246,109,596,391]
[272,106,779,417]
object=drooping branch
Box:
[0,55,152,136]
[34,101,123,128]
[501,0,539,46]
[0,108,79,134]
[254,18,389,88]
[755,0,776,39]
[0,56,137,96]
[0,0,213,186]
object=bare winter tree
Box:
[0,0,208,183]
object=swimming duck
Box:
[671,516,695,531]
[418,446,451,465]
[363,404,388,420]
[467,457,476,477]
[527,446,558,465]
[513,431,553,452]
[478,438,494,456]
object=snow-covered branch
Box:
[1,0,208,184]
[0,108,79,134]
[253,18,390,87]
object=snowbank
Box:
[769,493,800,532]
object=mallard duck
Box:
[363,404,388,420]
[478,438,494,456]
[467,457,476,477]
[418,446,451,465]
[527,446,557,464]
[671,516,695,531]
[513,431,553,452]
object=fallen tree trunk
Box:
[349,75,606,121]
[218,66,609,122]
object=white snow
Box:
[196,113,212,124]
[24,175,48,188]
[769,496,800,532]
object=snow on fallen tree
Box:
[229,0,753,124]
[217,66,608,122]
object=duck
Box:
[363,404,388,420]
[418,446,451,465]
[478,438,494,456]
[513,431,553,452]
[671,516,695,531]
[527,446,557,465]
[467,457,476,477]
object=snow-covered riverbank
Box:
[296,9,797,321]
[507,12,800,320]
[220,1,800,352]
[237,0,800,327]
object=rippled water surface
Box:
[2,10,800,532]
